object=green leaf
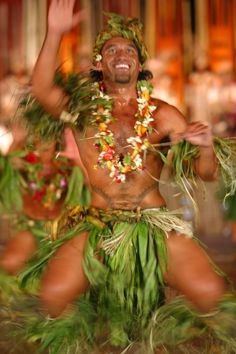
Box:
[137,222,148,269]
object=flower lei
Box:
[91,80,157,182]
[23,152,69,208]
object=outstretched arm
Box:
[31,0,85,117]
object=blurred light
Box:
[0,126,13,155]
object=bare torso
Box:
[73,98,182,210]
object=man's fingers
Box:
[189,121,210,127]
[188,122,210,129]
[67,0,76,9]
[184,124,211,135]
[49,0,58,10]
[72,9,87,26]
[185,128,209,135]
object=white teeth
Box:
[115,64,129,69]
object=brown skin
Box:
[1,136,78,274]
[22,140,65,219]
[23,130,87,220]
[0,230,37,275]
[28,0,226,317]
[0,140,62,275]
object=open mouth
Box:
[114,63,130,70]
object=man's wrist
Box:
[198,144,215,157]
[198,143,214,151]
[46,29,64,43]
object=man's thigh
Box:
[40,232,90,316]
[164,231,226,312]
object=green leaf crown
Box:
[93,13,148,64]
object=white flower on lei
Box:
[126,136,142,145]
[133,154,143,168]
[95,54,102,62]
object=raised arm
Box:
[31,0,85,117]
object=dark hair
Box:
[89,69,153,82]
[90,69,103,81]
[137,70,153,80]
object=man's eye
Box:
[127,47,136,54]
[107,47,116,54]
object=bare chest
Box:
[109,115,137,152]
[77,113,164,155]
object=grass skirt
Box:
[1,207,236,353]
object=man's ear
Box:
[96,61,102,70]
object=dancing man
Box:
[2,0,236,352]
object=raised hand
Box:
[172,122,213,147]
[48,0,86,35]
[182,122,213,147]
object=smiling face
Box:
[99,37,141,86]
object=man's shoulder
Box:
[151,98,186,133]
[152,98,181,118]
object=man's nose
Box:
[116,48,127,57]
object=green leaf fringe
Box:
[157,138,236,211]
[19,70,107,141]
[2,286,236,353]
[65,166,91,207]
[0,152,25,212]
[213,137,236,201]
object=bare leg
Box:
[40,232,89,317]
[0,230,37,275]
[164,232,227,313]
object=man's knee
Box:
[40,279,74,317]
[165,233,228,313]
[187,275,227,313]
[0,230,37,275]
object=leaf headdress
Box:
[93,13,148,64]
